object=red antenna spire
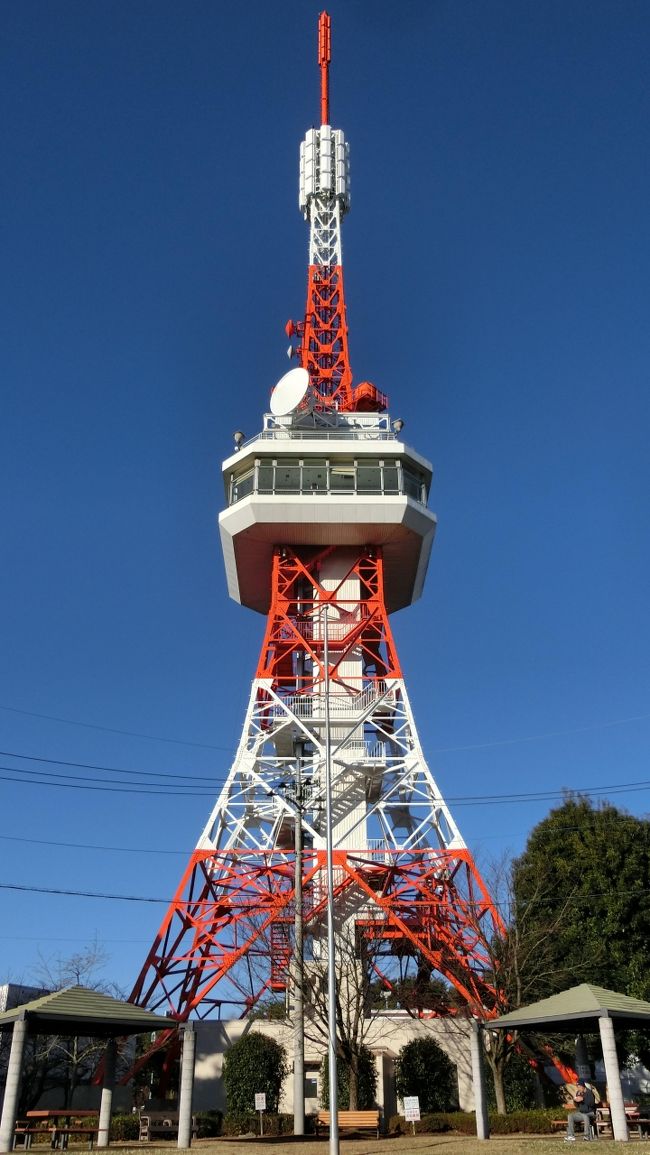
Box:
[288,13,387,413]
[318,11,331,124]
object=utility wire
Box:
[430,711,650,754]
[0,768,215,795]
[0,818,644,859]
[1,701,649,758]
[0,833,187,855]
[1,761,649,805]
[0,878,647,912]
[0,748,217,782]
[0,703,232,752]
[0,881,166,903]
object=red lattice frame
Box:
[297,264,353,411]
[255,545,401,690]
[129,847,504,1022]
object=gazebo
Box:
[0,986,193,1152]
[475,984,650,1142]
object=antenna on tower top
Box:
[318,11,331,125]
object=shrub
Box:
[395,1036,458,1112]
[194,1110,222,1137]
[220,1112,297,1136]
[222,1030,289,1115]
[320,1045,377,1108]
[389,1112,453,1135]
[389,1108,568,1135]
[109,1114,140,1141]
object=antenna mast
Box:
[319,11,330,125]
[287,11,386,413]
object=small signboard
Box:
[404,1096,421,1123]
[255,1093,267,1137]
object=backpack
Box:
[581,1087,596,1114]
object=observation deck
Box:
[219,409,437,615]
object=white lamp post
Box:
[323,602,339,1155]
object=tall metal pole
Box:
[293,736,305,1135]
[323,602,339,1155]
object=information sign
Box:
[404,1096,421,1122]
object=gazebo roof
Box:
[0,985,179,1037]
[487,983,650,1034]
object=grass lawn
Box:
[102,1137,616,1155]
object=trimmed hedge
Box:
[220,1112,309,1137]
[194,1111,223,1138]
[389,1108,567,1136]
[109,1115,139,1141]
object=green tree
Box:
[395,1037,458,1111]
[512,796,650,1002]
[484,1048,552,1112]
[222,1031,288,1115]
[319,1044,377,1109]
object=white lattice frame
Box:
[196,676,466,860]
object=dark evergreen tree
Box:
[512,796,650,1001]
[222,1031,288,1115]
[395,1037,458,1111]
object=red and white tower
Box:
[130,13,503,1029]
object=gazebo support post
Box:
[0,1018,28,1152]
[97,1038,116,1148]
[599,1015,628,1142]
[177,1024,196,1149]
[471,1020,490,1140]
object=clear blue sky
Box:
[2,0,649,996]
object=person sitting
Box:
[565,1079,597,1141]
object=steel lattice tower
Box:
[130,12,503,1027]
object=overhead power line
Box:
[0,748,217,782]
[0,702,232,752]
[0,877,647,913]
[0,812,646,861]
[0,768,215,796]
[0,748,217,785]
[0,881,166,903]
[1,760,649,805]
[1,700,649,758]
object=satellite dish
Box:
[270,367,311,416]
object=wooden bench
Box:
[13,1123,46,1149]
[13,1125,104,1150]
[553,1115,598,1140]
[55,1126,105,1150]
[316,1110,380,1138]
